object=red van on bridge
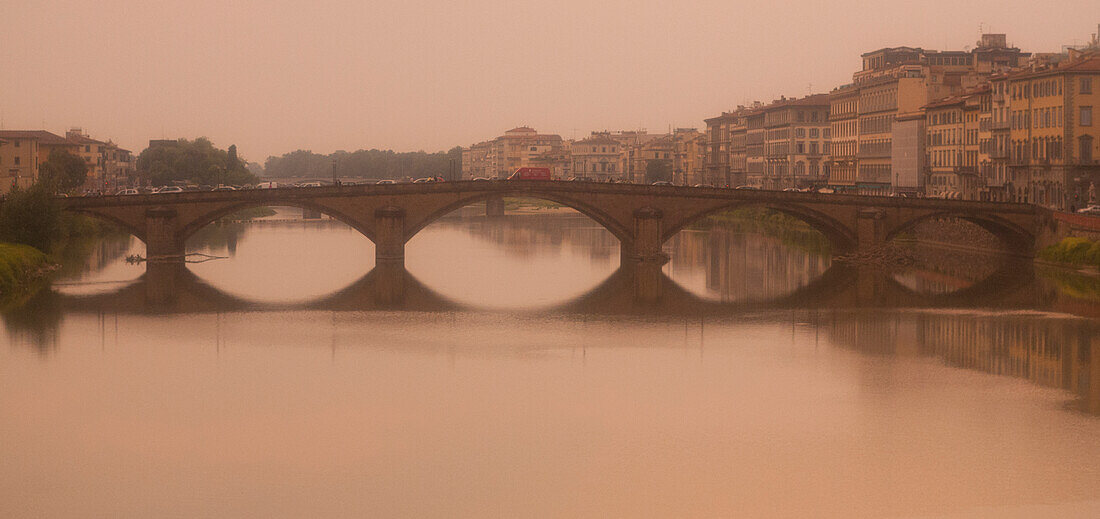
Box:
[507,167,552,181]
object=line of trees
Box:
[137,138,258,186]
[261,147,464,180]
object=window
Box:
[1082,106,1093,127]
[1082,77,1093,94]
[85,145,90,152]
[14,157,20,165]
[13,141,19,148]
[1081,135,1094,163]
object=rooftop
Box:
[0,130,72,145]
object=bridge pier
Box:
[486,197,506,217]
[856,208,886,252]
[371,261,407,306]
[621,208,668,303]
[144,262,186,309]
[145,207,184,262]
[374,206,406,268]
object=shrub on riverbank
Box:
[0,183,63,252]
[1038,237,1100,268]
[0,243,49,299]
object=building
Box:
[671,128,708,186]
[827,85,860,191]
[629,135,675,183]
[461,127,566,179]
[827,35,1028,194]
[65,129,136,191]
[0,130,77,195]
[761,94,830,190]
[704,107,756,187]
[570,133,623,181]
[461,141,493,179]
[923,88,985,199]
[1000,51,1100,210]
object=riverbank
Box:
[0,243,53,305]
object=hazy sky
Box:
[1,0,1096,162]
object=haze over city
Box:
[5,1,1100,517]
[2,0,1097,160]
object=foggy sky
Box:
[1,0,1095,162]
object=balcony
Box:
[991,121,1010,131]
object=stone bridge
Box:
[60,182,1053,277]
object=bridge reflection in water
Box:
[32,259,1098,416]
[58,256,1045,317]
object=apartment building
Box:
[570,133,623,181]
[761,94,830,190]
[1000,51,1100,210]
[671,129,708,185]
[461,127,566,179]
[924,88,985,199]
[0,130,78,194]
[827,35,1027,194]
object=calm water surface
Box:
[3,206,1100,518]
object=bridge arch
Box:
[176,199,377,246]
[883,210,1035,252]
[65,208,147,244]
[661,201,859,253]
[403,190,633,247]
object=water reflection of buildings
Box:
[664,228,831,301]
[434,214,620,264]
[826,312,1100,416]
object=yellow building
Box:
[1001,51,1100,210]
[827,36,1027,194]
[672,129,708,186]
[0,130,75,194]
[924,87,985,199]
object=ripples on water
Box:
[3,205,1100,517]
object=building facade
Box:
[461,127,566,179]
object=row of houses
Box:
[704,30,1100,211]
[461,126,709,184]
[0,128,135,195]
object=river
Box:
[2,205,1099,518]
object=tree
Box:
[137,138,258,186]
[0,182,63,252]
[262,147,463,180]
[227,144,239,170]
[645,159,672,183]
[40,149,88,193]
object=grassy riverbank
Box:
[1037,237,1100,271]
[0,243,50,304]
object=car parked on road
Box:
[412,177,436,183]
[114,188,139,195]
[376,179,396,185]
[255,181,280,189]
[213,185,236,191]
[156,186,184,194]
[298,182,322,188]
[1077,205,1100,215]
[651,181,672,186]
